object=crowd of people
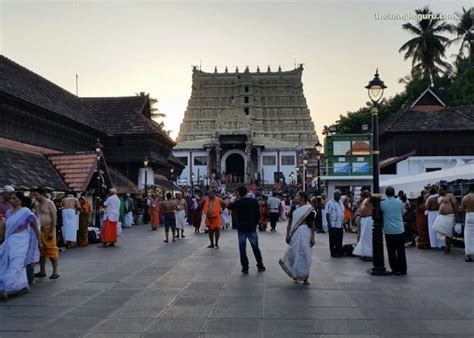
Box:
[1,181,472,300]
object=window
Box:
[194,156,207,166]
[244,107,249,115]
[281,155,295,166]
[244,96,249,103]
[245,85,249,92]
[263,156,276,166]
[426,167,442,173]
[176,156,188,166]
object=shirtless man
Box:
[461,184,474,262]
[353,190,373,260]
[33,188,59,279]
[425,187,443,249]
[436,185,458,253]
[175,192,188,238]
[61,193,81,248]
[161,192,177,243]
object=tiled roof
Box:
[380,106,474,135]
[0,146,68,191]
[47,152,97,192]
[0,137,60,155]
[80,97,174,141]
[108,166,140,194]
[0,55,103,130]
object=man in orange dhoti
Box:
[102,188,120,247]
[33,188,60,279]
[149,194,160,230]
[203,190,224,249]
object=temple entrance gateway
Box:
[226,153,245,178]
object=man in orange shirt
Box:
[203,190,224,248]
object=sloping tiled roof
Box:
[0,55,103,130]
[108,166,140,194]
[47,152,97,192]
[0,137,60,155]
[380,106,474,135]
[0,146,68,191]
[379,151,416,169]
[80,97,174,142]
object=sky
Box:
[0,0,469,140]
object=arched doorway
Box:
[225,153,245,181]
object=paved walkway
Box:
[1,222,473,338]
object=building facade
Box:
[174,65,318,186]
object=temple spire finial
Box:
[267,65,271,72]
[245,65,249,72]
[235,66,239,73]
[257,66,260,73]
[278,65,282,72]
[214,66,218,73]
[225,66,228,73]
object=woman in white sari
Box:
[0,192,41,299]
[280,191,315,285]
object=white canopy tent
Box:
[380,164,474,198]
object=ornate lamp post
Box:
[170,168,175,195]
[295,166,300,190]
[94,139,103,229]
[365,69,389,276]
[191,172,195,196]
[303,157,308,192]
[315,141,324,233]
[143,156,149,192]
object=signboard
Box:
[325,134,372,176]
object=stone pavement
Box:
[0,222,473,338]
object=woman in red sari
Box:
[416,195,430,249]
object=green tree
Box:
[135,91,166,119]
[399,7,454,83]
[450,7,473,61]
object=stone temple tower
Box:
[174,65,318,186]
[177,64,317,147]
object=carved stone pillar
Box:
[245,141,252,182]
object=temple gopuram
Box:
[174,65,318,185]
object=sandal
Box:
[34,272,46,278]
[49,274,60,280]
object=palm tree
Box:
[135,91,166,119]
[450,7,473,61]
[399,7,455,84]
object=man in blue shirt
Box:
[380,186,407,275]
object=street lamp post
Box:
[289,172,294,199]
[94,139,103,229]
[295,166,300,190]
[303,157,308,192]
[191,173,195,196]
[143,156,149,189]
[315,141,324,233]
[170,168,175,195]
[365,69,390,276]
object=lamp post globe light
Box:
[94,139,103,229]
[365,69,390,276]
[315,141,324,233]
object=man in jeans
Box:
[228,186,266,274]
[267,193,280,232]
[380,186,407,275]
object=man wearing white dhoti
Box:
[461,184,474,262]
[433,185,458,253]
[425,187,444,249]
[61,193,81,248]
[280,191,315,285]
[353,193,373,260]
[175,192,187,238]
